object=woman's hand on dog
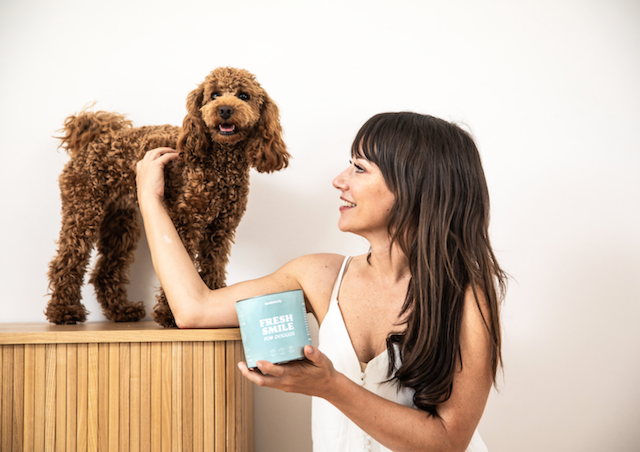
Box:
[136,147,179,206]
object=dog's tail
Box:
[56,107,132,156]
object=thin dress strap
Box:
[328,256,352,308]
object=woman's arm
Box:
[136,148,341,328]
[136,148,222,327]
[239,286,494,452]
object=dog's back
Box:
[57,111,180,198]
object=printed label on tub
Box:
[235,290,312,368]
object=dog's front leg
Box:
[195,219,234,292]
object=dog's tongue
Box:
[220,124,235,133]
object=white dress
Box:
[312,256,488,452]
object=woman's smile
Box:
[340,198,356,209]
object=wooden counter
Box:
[0,322,253,452]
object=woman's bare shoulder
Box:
[284,253,347,285]
[281,253,347,322]
[292,253,347,268]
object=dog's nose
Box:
[219,106,233,120]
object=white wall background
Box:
[1,0,639,450]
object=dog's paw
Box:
[45,303,89,325]
[105,301,146,322]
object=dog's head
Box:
[178,67,289,173]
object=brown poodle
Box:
[45,67,289,327]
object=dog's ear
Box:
[178,84,210,159]
[245,92,290,173]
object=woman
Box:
[137,112,507,452]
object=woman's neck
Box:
[366,237,410,284]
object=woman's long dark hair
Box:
[353,112,507,415]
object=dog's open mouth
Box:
[219,124,236,135]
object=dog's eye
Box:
[211,92,221,100]
[238,93,250,101]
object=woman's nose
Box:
[332,167,349,190]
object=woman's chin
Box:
[337,224,362,237]
[336,220,351,233]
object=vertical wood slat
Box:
[56,344,66,452]
[25,344,36,452]
[226,342,236,452]
[120,343,130,452]
[77,343,88,452]
[130,342,141,452]
[44,344,56,452]
[171,342,182,452]
[0,346,3,452]
[214,342,226,452]
[13,345,25,452]
[203,342,215,452]
[151,342,162,452]
[0,329,253,452]
[247,356,255,452]
[193,342,204,452]
[34,345,46,452]
[108,343,119,452]
[1,345,13,452]
[87,343,99,452]
[235,341,244,452]
[98,343,109,452]
[140,342,150,452]
[161,342,171,452]
[182,342,193,452]
[67,344,78,452]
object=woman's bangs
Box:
[351,117,383,164]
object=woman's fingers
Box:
[237,346,335,397]
[136,147,179,202]
[146,146,178,159]
[138,147,178,169]
[256,360,285,377]
[237,360,292,389]
[238,361,271,387]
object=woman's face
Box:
[332,155,395,238]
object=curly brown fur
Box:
[46,67,289,326]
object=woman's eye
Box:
[238,93,250,101]
[211,92,221,100]
[350,159,364,173]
